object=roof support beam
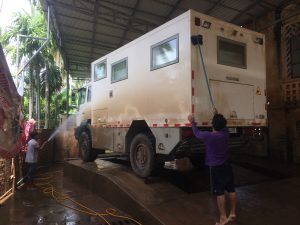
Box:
[51,0,156,33]
[165,0,182,20]
[54,12,143,34]
[70,60,89,64]
[90,0,99,61]
[64,33,117,49]
[230,0,261,23]
[59,22,131,41]
[82,0,167,20]
[69,60,91,66]
[67,53,92,60]
[202,0,255,17]
[118,0,141,47]
[205,0,223,14]
[66,46,103,55]
[152,0,186,12]
[65,37,116,51]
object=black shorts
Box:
[210,161,235,196]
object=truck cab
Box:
[74,84,94,160]
[75,84,91,127]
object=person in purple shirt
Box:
[188,113,237,225]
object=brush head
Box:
[191,35,203,45]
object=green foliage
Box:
[0,1,67,128]
[40,65,62,95]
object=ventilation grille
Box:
[283,81,300,107]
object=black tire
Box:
[78,131,97,162]
[130,134,155,178]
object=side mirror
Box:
[71,92,76,102]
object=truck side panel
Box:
[91,12,192,150]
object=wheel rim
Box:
[135,143,148,169]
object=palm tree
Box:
[1,9,46,121]
[40,63,62,128]
[1,3,63,127]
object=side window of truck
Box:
[151,34,179,71]
[217,37,246,69]
[78,88,86,106]
[94,60,107,81]
[87,86,91,102]
[111,58,128,83]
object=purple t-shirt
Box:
[192,122,229,166]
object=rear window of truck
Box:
[217,37,246,69]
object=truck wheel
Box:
[79,131,97,162]
[130,134,155,178]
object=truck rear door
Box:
[210,80,254,120]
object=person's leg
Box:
[25,163,33,187]
[29,163,37,185]
[216,195,228,225]
[224,163,237,221]
[26,163,37,185]
[228,192,237,221]
[211,166,228,225]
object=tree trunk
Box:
[35,65,41,129]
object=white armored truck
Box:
[74,9,267,177]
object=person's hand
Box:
[188,114,195,123]
[213,107,218,115]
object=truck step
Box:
[97,153,127,159]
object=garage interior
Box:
[1,0,300,225]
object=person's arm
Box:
[34,139,40,150]
[188,114,209,140]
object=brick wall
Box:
[253,3,300,163]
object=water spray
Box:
[40,115,76,150]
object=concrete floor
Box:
[0,164,139,225]
[1,155,300,225]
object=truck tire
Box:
[130,133,155,178]
[79,131,97,162]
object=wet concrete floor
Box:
[1,154,300,225]
[0,164,140,225]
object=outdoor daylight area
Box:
[0,1,300,225]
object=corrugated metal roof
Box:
[39,0,295,80]
[0,44,20,110]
